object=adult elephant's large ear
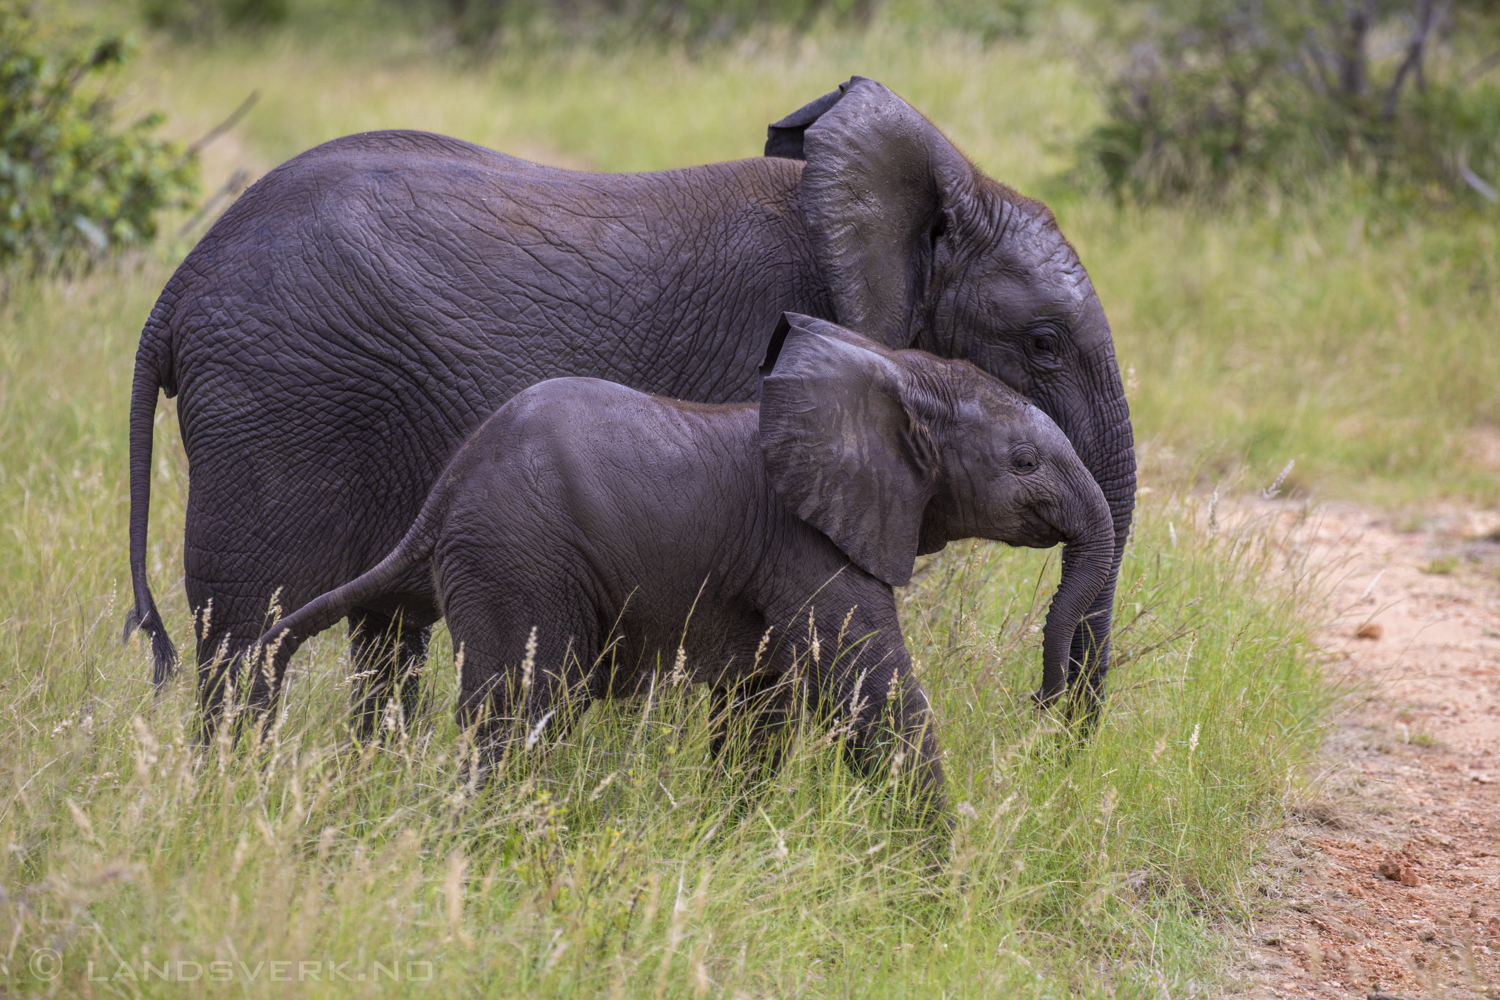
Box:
[765,83,848,160]
[795,77,973,348]
[759,313,937,587]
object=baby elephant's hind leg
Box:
[446,586,602,770]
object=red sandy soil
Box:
[1232,501,1500,999]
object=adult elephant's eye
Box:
[1030,332,1056,356]
[1012,445,1039,473]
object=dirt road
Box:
[1234,501,1500,999]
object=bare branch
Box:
[1459,157,1498,204]
[183,91,260,158]
[175,168,253,239]
[1382,0,1449,122]
[1463,49,1500,86]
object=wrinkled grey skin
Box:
[126,76,1134,736]
[253,316,1115,811]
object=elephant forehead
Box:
[975,200,1093,305]
[942,375,1030,428]
[1007,223,1091,302]
[1022,402,1074,450]
[941,386,1070,460]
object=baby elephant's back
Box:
[438,378,762,596]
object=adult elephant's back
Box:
[126,129,831,709]
[166,130,820,415]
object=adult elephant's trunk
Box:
[1066,334,1138,719]
[1038,445,1122,711]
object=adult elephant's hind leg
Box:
[188,588,279,745]
[348,608,437,739]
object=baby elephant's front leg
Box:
[834,655,948,820]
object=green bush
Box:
[428,0,871,51]
[0,2,199,273]
[885,0,1034,43]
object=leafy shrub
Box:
[0,2,199,273]
[1080,0,1500,203]
[430,0,864,50]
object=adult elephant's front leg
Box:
[348,608,438,738]
[708,671,799,784]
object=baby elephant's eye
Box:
[1012,445,1039,473]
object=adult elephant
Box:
[125,76,1135,735]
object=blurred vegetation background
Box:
[3,0,1496,505]
[1081,0,1500,204]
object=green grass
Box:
[0,250,1331,1000]
[1423,555,1460,575]
[1081,194,1500,505]
[4,5,1484,994]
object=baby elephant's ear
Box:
[759,314,936,587]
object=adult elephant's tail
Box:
[123,317,179,687]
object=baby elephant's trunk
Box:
[1037,468,1115,710]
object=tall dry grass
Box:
[0,367,1328,994]
[0,266,1329,994]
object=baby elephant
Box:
[254,314,1113,810]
